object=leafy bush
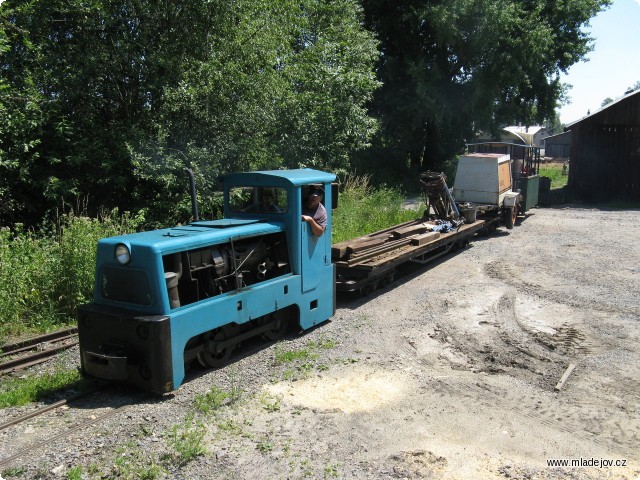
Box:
[0,226,59,339]
[0,210,142,342]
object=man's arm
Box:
[302,215,325,237]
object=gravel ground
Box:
[1,205,639,480]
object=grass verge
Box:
[538,162,569,189]
[0,367,93,408]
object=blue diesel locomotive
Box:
[77,169,337,393]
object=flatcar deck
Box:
[332,219,484,293]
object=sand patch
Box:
[266,367,409,414]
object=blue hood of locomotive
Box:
[99,219,284,256]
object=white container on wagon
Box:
[453,153,520,230]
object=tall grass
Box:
[0,210,142,342]
[538,162,568,189]
[332,175,424,244]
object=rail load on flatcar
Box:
[77,169,337,394]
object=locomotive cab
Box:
[77,169,337,393]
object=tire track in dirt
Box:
[483,261,639,318]
[400,341,640,459]
[389,293,639,461]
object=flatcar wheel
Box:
[198,328,233,368]
[262,314,288,341]
[504,206,517,229]
[360,282,377,296]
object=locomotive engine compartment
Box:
[163,231,291,309]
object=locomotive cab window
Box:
[229,186,288,214]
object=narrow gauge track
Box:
[0,333,309,469]
[0,327,79,375]
[0,385,145,469]
[0,383,107,432]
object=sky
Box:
[558,0,640,124]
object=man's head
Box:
[306,186,324,207]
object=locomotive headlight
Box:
[115,243,131,264]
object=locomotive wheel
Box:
[261,314,288,341]
[198,328,233,368]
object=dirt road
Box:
[2,205,639,479]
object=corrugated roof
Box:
[543,131,571,141]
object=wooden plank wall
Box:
[568,92,640,201]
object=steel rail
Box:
[0,384,108,432]
[0,341,79,375]
[0,327,78,357]
[0,333,78,358]
[0,402,132,469]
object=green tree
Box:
[361,0,610,170]
[132,0,380,223]
[0,2,45,224]
[544,110,563,135]
[0,0,379,227]
[2,0,213,224]
[273,0,380,172]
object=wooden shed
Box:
[543,131,571,160]
[565,89,640,202]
